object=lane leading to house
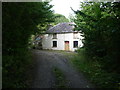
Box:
[31,50,94,88]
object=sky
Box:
[49,0,83,19]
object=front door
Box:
[65,41,69,51]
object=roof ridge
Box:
[46,22,75,34]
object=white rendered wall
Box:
[42,33,84,51]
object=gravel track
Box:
[31,50,94,88]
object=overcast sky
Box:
[49,0,83,18]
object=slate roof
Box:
[46,22,75,34]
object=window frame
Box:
[53,33,57,39]
[73,41,78,48]
[53,41,57,47]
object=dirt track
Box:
[31,50,94,88]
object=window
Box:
[73,41,78,48]
[53,33,57,39]
[73,32,78,39]
[53,41,57,47]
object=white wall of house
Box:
[42,32,84,51]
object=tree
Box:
[74,2,120,72]
[52,13,69,25]
[68,13,75,22]
[2,2,54,88]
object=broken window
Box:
[73,41,78,48]
[53,33,57,39]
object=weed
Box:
[52,67,68,88]
[70,48,120,88]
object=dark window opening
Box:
[53,33,57,39]
[73,41,78,48]
[53,41,57,47]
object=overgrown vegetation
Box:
[74,2,120,73]
[71,48,120,88]
[71,2,120,88]
[2,2,54,88]
[52,67,68,88]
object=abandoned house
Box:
[42,22,84,51]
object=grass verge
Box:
[52,67,68,88]
[69,48,120,88]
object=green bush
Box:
[71,48,120,88]
[3,49,32,88]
